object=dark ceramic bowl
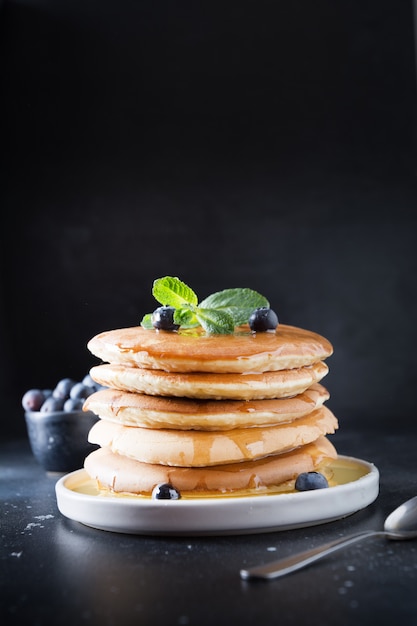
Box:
[25,409,99,473]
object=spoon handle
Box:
[240,530,386,580]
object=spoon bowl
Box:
[383,497,417,537]
[240,495,417,580]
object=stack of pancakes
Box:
[83,324,338,496]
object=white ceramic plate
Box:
[55,455,379,536]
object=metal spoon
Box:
[240,495,417,581]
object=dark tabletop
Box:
[1,417,417,626]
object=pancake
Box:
[83,435,337,495]
[83,383,330,430]
[87,406,338,467]
[89,360,329,400]
[87,324,333,374]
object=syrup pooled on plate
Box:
[70,457,371,500]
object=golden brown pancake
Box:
[89,361,329,400]
[87,406,338,467]
[83,383,330,430]
[83,436,337,495]
[87,324,333,374]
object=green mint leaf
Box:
[152,276,198,309]
[199,288,269,326]
[174,307,199,328]
[140,313,154,329]
[195,308,235,334]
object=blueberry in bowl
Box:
[23,375,103,473]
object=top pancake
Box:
[87,324,333,374]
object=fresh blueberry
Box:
[82,374,100,389]
[22,389,46,412]
[152,483,181,500]
[63,397,85,412]
[82,374,95,386]
[40,396,66,412]
[151,306,180,331]
[69,382,95,400]
[52,378,77,400]
[248,307,279,332]
[295,471,329,491]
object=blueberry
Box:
[22,389,46,412]
[69,382,95,401]
[82,374,99,389]
[151,306,180,331]
[295,471,329,491]
[63,397,85,412]
[40,396,65,412]
[52,378,77,400]
[152,483,181,500]
[82,374,106,392]
[248,307,279,332]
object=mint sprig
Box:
[152,276,198,309]
[140,276,269,334]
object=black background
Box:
[1,0,417,440]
